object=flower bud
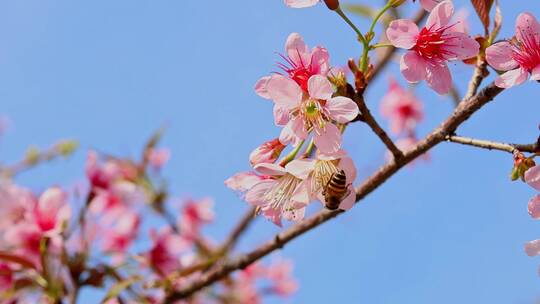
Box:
[389,0,406,7]
[323,0,339,10]
[55,139,79,157]
[249,138,286,166]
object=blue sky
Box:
[1,0,540,303]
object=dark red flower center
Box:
[511,33,540,72]
[413,25,456,61]
[277,51,316,92]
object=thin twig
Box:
[164,82,504,302]
[464,59,489,101]
[218,207,257,255]
[449,85,461,106]
[355,94,404,159]
[446,135,537,154]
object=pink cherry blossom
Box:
[387,1,480,94]
[525,165,540,191]
[144,227,187,277]
[266,259,298,296]
[528,195,540,219]
[245,161,312,226]
[3,224,44,266]
[380,78,423,135]
[34,187,71,235]
[255,33,330,126]
[267,74,359,153]
[147,148,171,169]
[249,138,286,166]
[525,239,540,256]
[0,182,35,230]
[225,172,272,193]
[486,13,540,88]
[102,211,140,253]
[178,198,214,241]
[284,0,319,9]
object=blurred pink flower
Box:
[178,198,214,241]
[102,211,140,254]
[284,0,319,8]
[147,148,171,169]
[380,78,423,136]
[256,33,330,126]
[486,13,540,88]
[0,263,13,292]
[525,239,540,256]
[267,259,298,296]
[525,165,540,191]
[249,138,286,166]
[33,187,71,236]
[417,0,440,11]
[244,161,312,226]
[0,182,35,230]
[145,227,187,277]
[386,0,479,94]
[267,74,358,153]
[528,195,540,219]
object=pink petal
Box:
[525,165,540,191]
[310,46,330,75]
[425,61,452,95]
[441,32,479,60]
[386,19,419,49]
[525,239,540,257]
[419,0,439,11]
[284,0,319,9]
[261,206,282,227]
[225,172,265,192]
[266,75,302,109]
[286,33,310,66]
[273,105,290,126]
[282,206,305,222]
[338,156,357,184]
[290,181,311,206]
[245,180,275,206]
[516,12,540,43]
[339,187,355,210]
[255,76,272,99]
[486,41,519,71]
[314,123,342,154]
[254,163,286,176]
[307,75,333,100]
[400,51,427,83]
[495,68,528,88]
[528,195,540,219]
[326,96,359,123]
[531,65,540,81]
[285,159,316,179]
[279,119,305,146]
[426,0,454,29]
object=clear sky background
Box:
[1,0,540,303]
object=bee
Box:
[322,169,350,210]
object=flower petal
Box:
[273,104,291,126]
[525,239,540,257]
[426,0,454,29]
[419,0,438,11]
[495,68,528,88]
[386,19,419,49]
[285,159,316,179]
[284,0,319,9]
[267,75,302,109]
[290,181,311,206]
[310,46,330,75]
[225,172,266,192]
[441,32,480,60]
[286,32,310,66]
[486,41,519,71]
[255,76,272,99]
[254,163,286,176]
[516,12,540,43]
[339,186,355,210]
[338,156,357,184]
[425,61,452,95]
[400,51,427,83]
[531,65,540,81]
[245,180,274,206]
[326,96,359,123]
[314,123,342,154]
[307,75,333,100]
[528,195,540,219]
[525,165,540,191]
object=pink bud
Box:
[147,148,171,169]
[249,139,286,166]
[528,195,540,219]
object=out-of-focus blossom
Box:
[249,138,286,166]
[267,74,358,153]
[415,0,440,11]
[3,224,43,265]
[0,182,35,230]
[34,187,71,236]
[380,78,423,136]
[244,161,312,226]
[267,259,298,296]
[486,13,540,88]
[386,1,480,94]
[144,227,187,277]
[525,165,540,191]
[86,151,138,190]
[284,0,319,9]
[0,263,13,292]
[178,198,214,241]
[89,181,141,219]
[528,195,540,219]
[102,211,140,254]
[256,33,330,126]
[525,239,540,256]
[225,172,272,193]
[147,148,171,169]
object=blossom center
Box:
[262,174,301,212]
[311,160,339,194]
[278,52,316,92]
[511,34,540,72]
[291,99,330,134]
[413,25,455,61]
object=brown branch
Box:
[355,94,404,159]
[449,85,461,106]
[165,82,504,302]
[446,135,538,154]
[464,59,489,101]
[218,207,256,255]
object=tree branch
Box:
[446,135,538,154]
[464,59,488,101]
[218,207,256,255]
[165,82,504,302]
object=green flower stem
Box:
[335,7,366,45]
[279,139,306,166]
[360,2,394,72]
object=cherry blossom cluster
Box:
[0,130,297,303]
